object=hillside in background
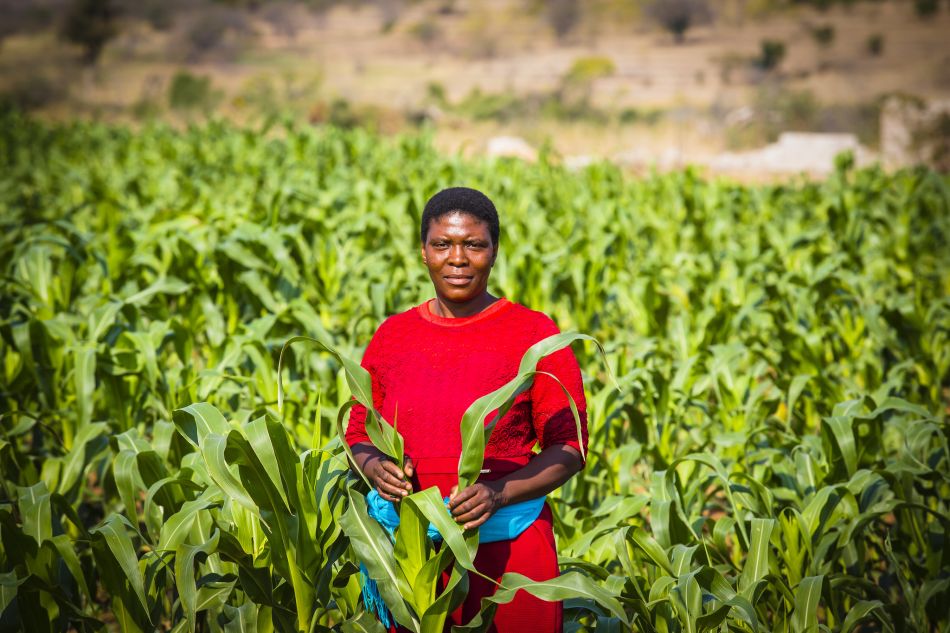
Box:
[1,0,949,175]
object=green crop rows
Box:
[1,107,948,632]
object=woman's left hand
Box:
[448,482,506,530]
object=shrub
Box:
[168,71,218,112]
[128,0,185,31]
[547,0,580,40]
[757,39,786,71]
[183,6,254,61]
[866,33,884,56]
[60,0,119,64]
[425,81,447,106]
[308,98,405,132]
[914,0,939,17]
[131,95,161,120]
[407,18,440,46]
[377,0,400,33]
[260,1,305,39]
[647,0,712,44]
[564,56,616,84]
[457,88,527,122]
[618,107,663,125]
[810,24,835,48]
[237,72,321,119]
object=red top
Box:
[345,298,588,483]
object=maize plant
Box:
[0,107,948,631]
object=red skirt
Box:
[410,456,562,633]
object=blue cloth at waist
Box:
[365,489,546,543]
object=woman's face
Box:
[421,212,497,305]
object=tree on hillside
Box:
[647,0,711,44]
[60,0,119,64]
[548,0,580,40]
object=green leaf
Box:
[175,530,220,631]
[0,572,24,617]
[50,534,92,602]
[114,448,142,526]
[200,433,259,515]
[221,602,260,633]
[277,335,374,416]
[394,493,431,613]
[158,489,221,552]
[16,481,52,546]
[739,518,774,597]
[456,571,628,632]
[839,600,886,633]
[340,610,388,633]
[406,486,476,572]
[339,488,418,630]
[823,415,857,477]
[91,515,149,612]
[73,345,96,429]
[59,421,109,495]
[791,575,824,633]
[629,528,674,576]
[124,276,190,306]
[195,574,237,612]
[173,402,231,448]
[420,560,468,633]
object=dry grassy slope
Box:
[270,0,950,107]
[1,0,948,162]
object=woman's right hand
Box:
[352,443,414,502]
[365,454,414,502]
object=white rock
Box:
[564,155,596,170]
[709,132,873,176]
[485,136,537,161]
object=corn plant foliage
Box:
[0,107,948,632]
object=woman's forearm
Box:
[350,441,386,474]
[487,444,583,506]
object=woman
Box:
[345,186,588,631]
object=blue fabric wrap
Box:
[359,489,546,625]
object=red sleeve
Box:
[529,317,589,463]
[344,322,388,447]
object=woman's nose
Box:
[448,244,466,265]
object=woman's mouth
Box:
[444,275,472,286]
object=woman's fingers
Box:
[448,485,477,511]
[449,483,503,528]
[403,455,414,478]
[359,450,415,502]
[452,502,489,525]
[369,458,412,499]
[461,512,492,530]
[449,486,488,517]
[376,488,402,502]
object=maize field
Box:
[0,107,948,632]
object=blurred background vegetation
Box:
[0,0,948,173]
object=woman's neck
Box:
[430,293,498,319]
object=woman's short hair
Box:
[420,187,500,246]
